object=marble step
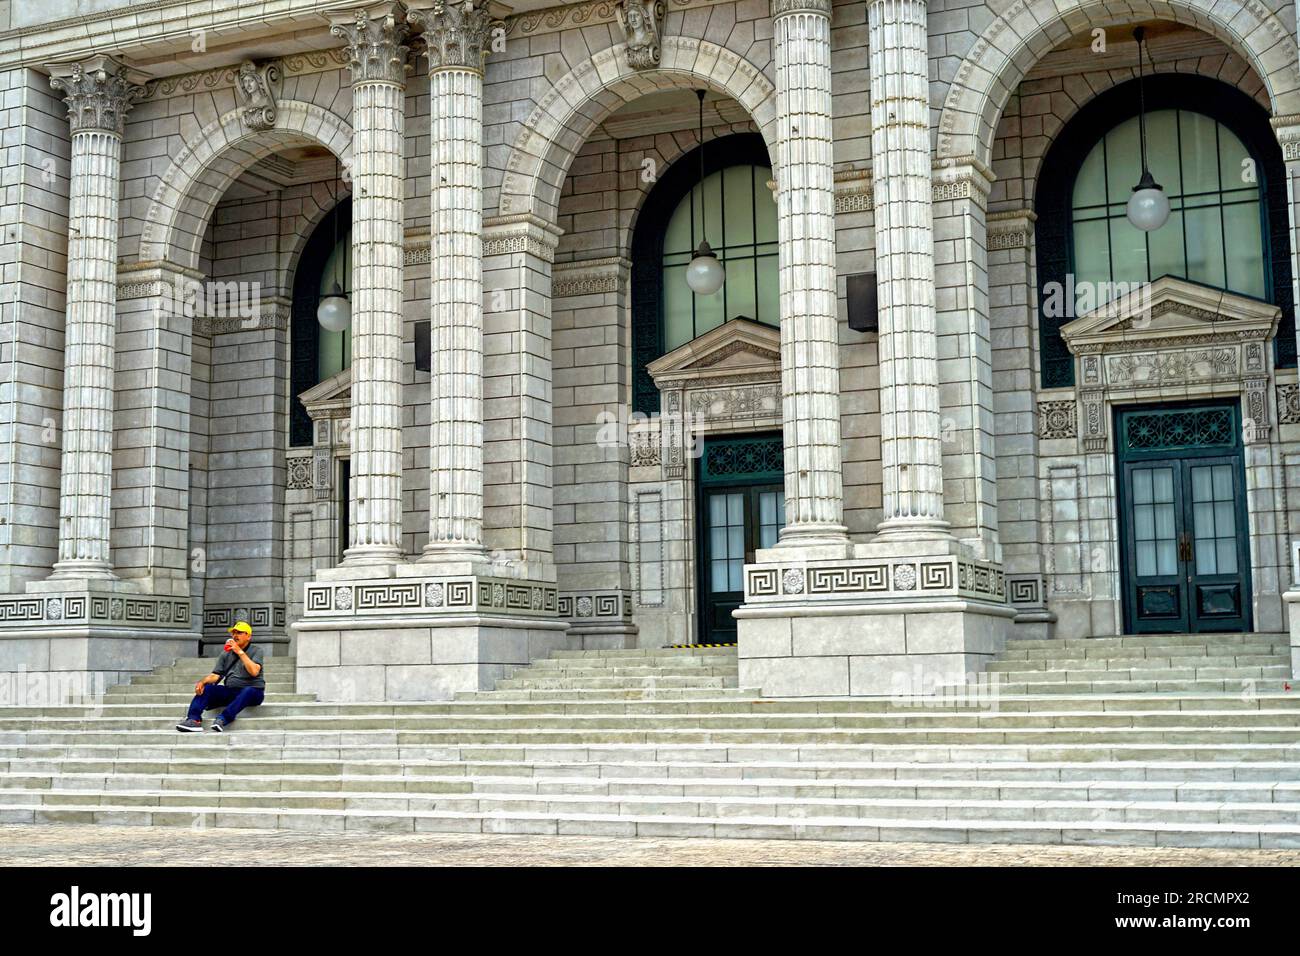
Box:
[11,769,1300,805]
[997,643,1288,662]
[493,676,742,690]
[985,654,1289,673]
[0,802,1293,848]
[3,736,1299,763]
[7,755,1300,783]
[10,784,1300,828]
[942,678,1293,696]
[1006,633,1288,652]
[7,708,1300,730]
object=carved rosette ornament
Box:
[616,0,663,70]
[234,60,281,131]
[47,56,144,136]
[409,0,500,73]
[332,3,413,85]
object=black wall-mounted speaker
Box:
[415,320,431,372]
[846,272,878,333]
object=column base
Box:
[44,560,118,584]
[296,570,566,700]
[736,538,1012,697]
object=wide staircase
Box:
[1,634,1298,848]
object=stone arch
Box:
[937,0,1300,170]
[138,100,354,273]
[498,36,779,223]
[988,43,1270,212]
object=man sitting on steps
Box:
[175,621,266,733]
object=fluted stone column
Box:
[410,0,496,564]
[771,0,847,547]
[46,57,143,581]
[869,0,950,540]
[332,3,411,566]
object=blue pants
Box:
[186,683,264,725]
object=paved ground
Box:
[1,824,1297,866]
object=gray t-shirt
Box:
[212,643,266,689]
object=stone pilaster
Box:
[932,159,999,560]
[868,0,949,540]
[332,3,411,567]
[46,56,143,581]
[410,0,498,565]
[771,0,847,547]
[1274,116,1300,369]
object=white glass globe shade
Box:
[316,294,351,332]
[686,250,725,295]
[1126,184,1170,232]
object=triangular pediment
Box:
[298,367,351,419]
[1060,276,1279,353]
[647,317,781,387]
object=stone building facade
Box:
[2,0,1299,701]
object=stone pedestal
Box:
[293,570,571,700]
[1285,589,1300,680]
[736,541,1012,697]
[0,584,197,704]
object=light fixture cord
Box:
[697,88,707,247]
[1136,27,1149,175]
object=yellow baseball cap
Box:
[228,621,253,636]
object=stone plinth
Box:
[293,571,572,700]
[735,541,1013,697]
[0,585,197,702]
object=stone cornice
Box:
[331,2,413,86]
[481,214,564,261]
[408,0,500,75]
[987,208,1036,250]
[47,55,147,136]
[138,47,353,102]
[552,256,629,297]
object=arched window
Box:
[290,197,351,446]
[631,133,776,413]
[1035,76,1295,388]
[1071,110,1265,298]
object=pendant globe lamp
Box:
[685,89,725,296]
[1125,27,1171,232]
[316,156,352,332]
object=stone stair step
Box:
[986,654,1288,672]
[0,802,1295,848]
[3,737,1299,763]
[8,784,1300,827]
[998,643,1289,662]
[1007,633,1287,651]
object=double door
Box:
[1120,454,1251,633]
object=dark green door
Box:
[1117,403,1252,634]
[697,434,784,643]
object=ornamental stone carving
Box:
[782,569,805,595]
[770,0,831,17]
[616,0,663,69]
[332,3,412,85]
[235,60,281,131]
[409,0,499,73]
[1279,382,1300,425]
[47,56,145,136]
[1038,400,1077,440]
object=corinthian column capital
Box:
[332,2,413,86]
[408,0,501,74]
[47,55,146,136]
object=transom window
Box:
[1071,109,1266,301]
[660,163,779,352]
